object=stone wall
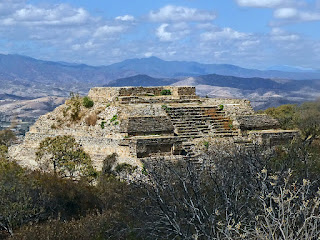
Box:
[9,131,136,170]
[121,116,174,136]
[88,86,196,103]
[134,137,183,158]
[88,87,120,102]
[248,130,299,146]
[121,104,166,118]
[235,114,280,130]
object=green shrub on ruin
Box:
[110,115,118,122]
[65,92,82,122]
[82,96,94,108]
[161,104,170,112]
[160,89,171,95]
[100,121,106,129]
[203,141,209,150]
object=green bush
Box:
[203,141,209,150]
[82,96,94,108]
[110,115,118,122]
[100,121,106,129]
[160,89,171,95]
[219,104,224,111]
[65,93,82,121]
[161,105,170,112]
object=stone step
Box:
[178,130,209,134]
[167,109,224,113]
[170,116,227,120]
[212,133,238,137]
[178,129,202,133]
[175,125,209,129]
[169,106,224,110]
[168,112,226,117]
[169,110,226,115]
[178,131,201,136]
[178,127,210,131]
[176,125,209,130]
[178,131,209,136]
[179,133,203,137]
[170,119,211,123]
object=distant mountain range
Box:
[1,53,320,124]
[107,56,320,80]
[1,53,320,99]
[105,74,320,109]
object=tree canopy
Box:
[36,135,96,180]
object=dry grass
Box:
[85,113,97,126]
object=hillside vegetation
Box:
[0,100,319,239]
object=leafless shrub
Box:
[227,169,320,240]
[85,113,97,126]
[134,142,320,239]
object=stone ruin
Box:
[9,86,299,170]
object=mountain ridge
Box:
[1,53,320,125]
[106,73,320,110]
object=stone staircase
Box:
[118,96,201,104]
[165,106,237,138]
[164,105,238,159]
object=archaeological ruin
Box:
[9,86,299,170]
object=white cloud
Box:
[201,27,249,41]
[115,15,135,21]
[144,52,153,57]
[94,25,125,38]
[0,0,24,15]
[274,8,298,18]
[156,24,172,41]
[149,5,216,22]
[299,11,320,21]
[196,23,216,30]
[270,28,300,41]
[235,0,288,8]
[156,23,190,41]
[0,0,135,65]
[274,7,320,21]
[1,4,91,26]
[0,0,319,69]
[240,40,260,47]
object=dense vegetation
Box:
[0,100,319,239]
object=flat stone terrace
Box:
[88,86,198,103]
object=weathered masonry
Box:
[9,86,299,170]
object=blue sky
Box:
[1,0,320,69]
